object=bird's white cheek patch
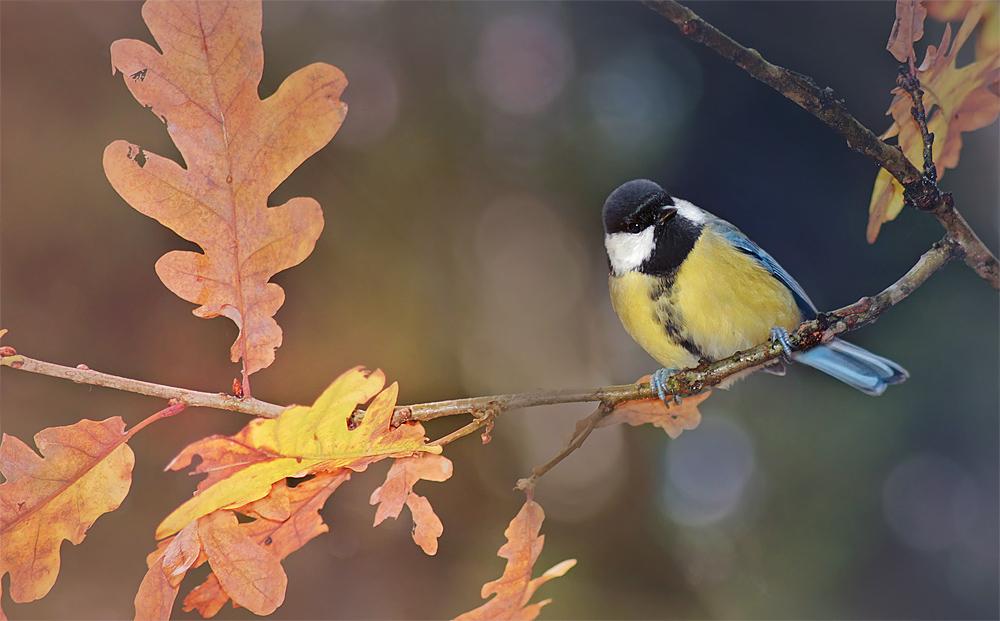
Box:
[605,227,655,274]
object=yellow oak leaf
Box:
[455,500,575,621]
[157,367,439,538]
[925,0,999,59]
[103,0,347,386]
[0,418,135,603]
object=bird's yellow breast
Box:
[610,270,699,370]
[609,229,802,368]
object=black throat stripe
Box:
[640,216,703,277]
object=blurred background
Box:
[2,1,998,619]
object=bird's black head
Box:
[602,179,676,235]
[602,179,704,276]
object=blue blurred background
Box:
[2,1,998,619]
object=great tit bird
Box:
[603,179,908,398]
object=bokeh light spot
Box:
[475,13,574,116]
[882,453,982,552]
[660,415,756,527]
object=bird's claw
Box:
[650,368,679,405]
[770,326,794,362]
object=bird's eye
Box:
[628,222,642,233]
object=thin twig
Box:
[2,240,959,428]
[515,402,613,492]
[0,355,286,418]
[644,0,998,288]
[897,65,936,181]
[428,409,496,447]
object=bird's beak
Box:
[657,207,678,224]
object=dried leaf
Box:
[868,4,1000,241]
[454,500,575,621]
[182,472,349,618]
[406,494,445,556]
[161,521,202,586]
[370,454,453,555]
[157,367,439,538]
[135,549,179,621]
[198,510,287,616]
[925,0,999,59]
[239,479,291,521]
[599,390,711,440]
[103,0,347,379]
[183,576,229,620]
[0,418,135,603]
[134,522,201,621]
[887,0,928,62]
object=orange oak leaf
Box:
[454,500,575,621]
[181,472,350,618]
[157,367,439,539]
[0,418,136,604]
[407,495,445,556]
[868,3,1000,241]
[887,0,928,62]
[134,521,201,621]
[103,0,348,386]
[198,510,287,616]
[370,454,453,555]
[599,389,712,440]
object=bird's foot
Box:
[650,368,681,405]
[770,326,794,362]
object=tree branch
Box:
[643,0,998,288]
[515,403,612,492]
[2,240,959,432]
[396,238,958,425]
[0,354,286,418]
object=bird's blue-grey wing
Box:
[708,219,818,318]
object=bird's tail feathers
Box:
[793,338,908,396]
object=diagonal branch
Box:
[515,403,612,492]
[643,0,998,289]
[5,238,954,425]
[397,237,958,424]
[0,354,286,418]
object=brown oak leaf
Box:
[599,389,712,440]
[370,454,453,555]
[0,418,135,604]
[103,0,348,387]
[134,521,201,621]
[181,472,350,618]
[887,0,928,62]
[197,510,287,616]
[454,500,575,621]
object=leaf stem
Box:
[125,401,188,440]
